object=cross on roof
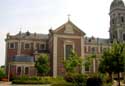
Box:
[67,14,71,21]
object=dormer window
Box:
[26,31,30,36]
[88,39,91,42]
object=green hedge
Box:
[64,73,87,86]
[12,76,65,84]
[51,82,74,86]
[12,80,51,84]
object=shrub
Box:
[12,76,52,84]
[12,76,66,84]
[0,68,6,80]
[64,73,87,86]
[51,82,73,86]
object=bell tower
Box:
[109,0,125,42]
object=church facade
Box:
[5,0,125,77]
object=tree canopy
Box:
[35,54,50,76]
[64,50,82,73]
[99,42,125,86]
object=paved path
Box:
[0,81,11,86]
[0,82,50,86]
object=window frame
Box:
[64,41,75,60]
[9,42,16,49]
[39,43,46,50]
[123,33,125,41]
[16,66,22,75]
[24,67,29,75]
[24,43,30,49]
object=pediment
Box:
[53,20,85,36]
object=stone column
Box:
[53,35,57,77]
[81,36,85,73]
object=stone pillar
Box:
[93,59,96,73]
[53,35,57,77]
[81,36,85,73]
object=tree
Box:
[99,49,113,81]
[35,54,50,76]
[83,54,97,73]
[99,42,125,86]
[64,50,82,73]
[111,42,125,86]
[0,67,6,80]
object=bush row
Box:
[64,73,87,86]
[12,76,65,84]
[12,73,103,86]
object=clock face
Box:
[64,23,74,34]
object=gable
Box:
[53,21,85,36]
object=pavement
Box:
[0,82,50,86]
[0,81,11,86]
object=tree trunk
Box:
[118,72,120,86]
[109,72,112,82]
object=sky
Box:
[0,0,121,66]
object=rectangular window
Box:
[9,43,15,49]
[92,47,97,54]
[88,46,91,53]
[100,46,102,53]
[103,48,106,52]
[84,46,87,53]
[25,43,30,49]
[121,16,124,23]
[40,44,45,50]
[17,66,21,75]
[85,64,89,72]
[25,67,29,75]
[65,45,73,59]
[123,34,125,41]
[36,43,39,50]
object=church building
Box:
[5,0,125,78]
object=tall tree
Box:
[111,42,125,86]
[99,49,113,81]
[35,54,50,76]
[99,42,125,86]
